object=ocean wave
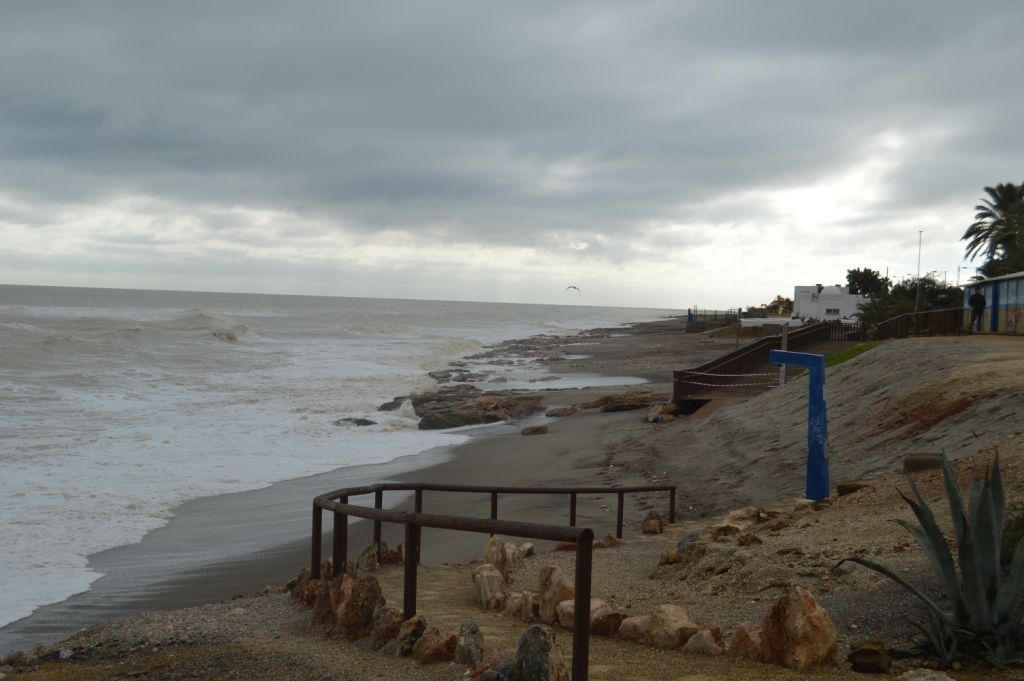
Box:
[347,323,415,336]
[0,321,47,334]
[156,309,254,343]
[0,306,30,319]
[0,289,673,635]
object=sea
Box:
[0,284,677,634]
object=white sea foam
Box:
[0,285,677,629]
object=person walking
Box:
[968,286,986,332]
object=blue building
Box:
[963,270,1024,334]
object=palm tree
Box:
[976,248,1024,279]
[962,183,1024,263]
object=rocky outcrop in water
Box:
[380,384,544,430]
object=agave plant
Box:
[839,452,1024,666]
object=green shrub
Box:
[839,452,1024,667]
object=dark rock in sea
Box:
[333,417,377,427]
[410,385,543,430]
[377,397,407,412]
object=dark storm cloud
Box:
[1,1,1023,253]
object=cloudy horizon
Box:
[2,1,1022,309]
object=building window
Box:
[825,308,840,315]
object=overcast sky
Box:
[2,1,1021,309]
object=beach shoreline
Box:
[1,314,735,655]
[6,330,1023,678]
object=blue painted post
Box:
[769,350,829,500]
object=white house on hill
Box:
[793,284,865,321]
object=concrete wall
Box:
[793,285,864,320]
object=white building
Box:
[793,284,865,321]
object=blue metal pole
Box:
[769,350,829,500]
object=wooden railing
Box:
[672,320,866,403]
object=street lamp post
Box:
[956,265,971,288]
[914,230,923,315]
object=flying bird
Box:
[565,285,581,294]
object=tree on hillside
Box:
[857,274,960,326]
[962,183,1024,267]
[845,268,891,298]
[891,275,961,309]
[765,294,793,315]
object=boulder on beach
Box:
[537,565,574,625]
[582,389,667,412]
[515,625,570,681]
[409,385,544,429]
[759,587,839,670]
[641,511,664,534]
[456,619,484,666]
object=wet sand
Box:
[1,315,737,654]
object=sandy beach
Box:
[5,317,1023,679]
[0,315,736,654]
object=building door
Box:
[990,283,1000,332]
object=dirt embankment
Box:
[605,336,1024,517]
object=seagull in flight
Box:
[565,285,581,294]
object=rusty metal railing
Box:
[874,307,964,339]
[310,483,676,681]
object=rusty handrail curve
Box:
[309,482,676,681]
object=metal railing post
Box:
[569,492,577,527]
[414,488,423,563]
[489,491,498,537]
[311,503,322,579]
[615,491,625,539]
[373,489,383,559]
[403,521,420,619]
[572,528,594,681]
[332,494,348,575]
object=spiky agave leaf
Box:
[958,510,993,633]
[942,453,968,546]
[846,451,1024,665]
[907,614,958,666]
[992,452,1006,543]
[970,475,1001,627]
[901,479,966,623]
[837,556,954,627]
[995,536,1024,625]
[893,512,963,623]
